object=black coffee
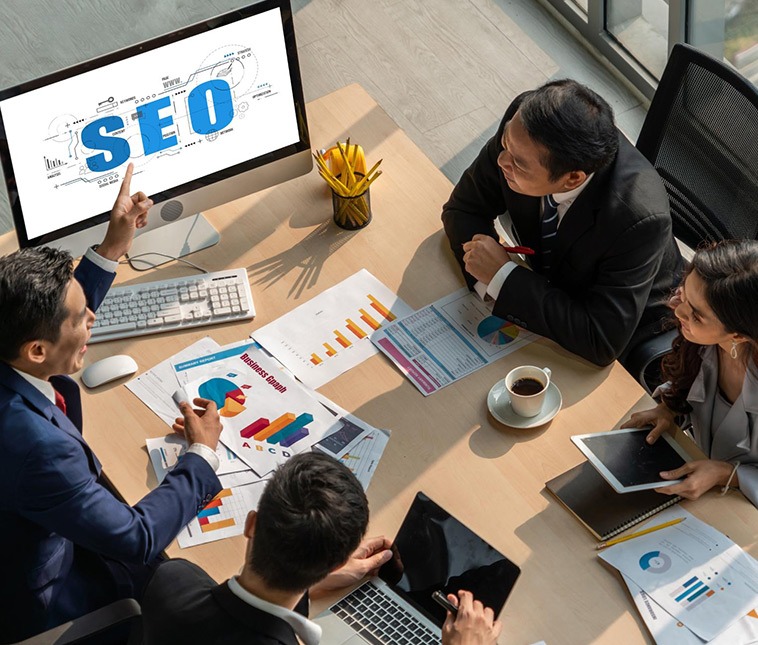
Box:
[510,377,545,396]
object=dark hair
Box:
[518,79,619,180]
[0,247,74,362]
[249,452,369,592]
[661,239,758,412]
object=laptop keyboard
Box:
[330,582,441,645]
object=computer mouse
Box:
[81,354,139,388]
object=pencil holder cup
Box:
[331,173,372,230]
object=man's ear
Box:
[18,339,48,366]
[243,510,257,539]
[561,170,587,191]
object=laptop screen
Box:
[378,492,521,626]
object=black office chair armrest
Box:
[623,329,678,395]
[13,599,142,645]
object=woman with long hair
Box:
[622,239,758,507]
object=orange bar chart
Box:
[346,318,367,340]
[368,294,396,321]
[324,342,337,357]
[334,330,352,348]
[200,518,236,532]
[254,412,297,441]
[310,353,322,365]
[359,308,382,331]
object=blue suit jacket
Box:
[0,256,222,642]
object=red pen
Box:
[501,244,535,256]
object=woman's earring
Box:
[731,340,739,360]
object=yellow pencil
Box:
[595,517,685,550]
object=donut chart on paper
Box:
[477,316,520,345]
[639,550,672,573]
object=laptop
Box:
[314,492,521,644]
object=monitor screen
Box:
[0,0,310,256]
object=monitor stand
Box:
[125,213,220,270]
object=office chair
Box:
[12,599,142,645]
[624,42,758,392]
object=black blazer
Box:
[141,559,307,645]
[442,93,683,366]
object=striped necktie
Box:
[541,194,559,273]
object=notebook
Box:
[313,491,521,644]
[546,461,682,541]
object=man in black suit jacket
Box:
[142,453,502,644]
[442,79,682,366]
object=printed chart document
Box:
[372,288,536,395]
[126,336,220,426]
[599,508,758,641]
[146,434,260,489]
[177,480,269,548]
[252,269,414,389]
[183,344,340,478]
[311,392,390,491]
[623,574,758,645]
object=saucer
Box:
[487,380,562,429]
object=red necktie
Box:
[54,389,67,416]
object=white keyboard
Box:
[90,268,255,343]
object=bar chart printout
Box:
[252,269,413,389]
[599,508,758,642]
[178,480,268,548]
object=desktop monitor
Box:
[0,0,311,266]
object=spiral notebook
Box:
[546,461,682,541]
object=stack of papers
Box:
[130,336,390,548]
[599,508,758,643]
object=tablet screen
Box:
[580,430,686,487]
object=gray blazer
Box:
[684,346,758,508]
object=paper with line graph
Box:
[183,344,340,477]
[251,269,413,389]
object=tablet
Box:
[570,428,691,493]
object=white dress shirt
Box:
[228,576,322,645]
[474,173,595,300]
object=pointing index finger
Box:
[119,162,134,198]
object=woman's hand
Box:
[620,402,679,444]
[655,460,735,500]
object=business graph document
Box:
[623,574,758,645]
[183,343,340,477]
[599,508,758,641]
[252,269,413,389]
[371,288,536,395]
[177,480,269,548]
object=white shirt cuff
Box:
[186,443,220,472]
[473,280,489,300]
[486,261,518,300]
[84,246,119,273]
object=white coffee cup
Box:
[504,365,552,418]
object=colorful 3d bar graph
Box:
[238,412,313,448]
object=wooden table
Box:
[3,84,756,644]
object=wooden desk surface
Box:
[3,84,756,644]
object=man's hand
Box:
[655,459,735,500]
[309,536,393,599]
[620,402,679,444]
[172,398,222,451]
[441,590,502,645]
[96,163,153,261]
[462,234,510,284]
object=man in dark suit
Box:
[442,79,683,367]
[142,453,502,645]
[0,164,223,643]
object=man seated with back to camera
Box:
[141,452,502,645]
[442,79,683,367]
[0,163,224,643]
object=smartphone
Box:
[432,590,458,617]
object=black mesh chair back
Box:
[636,43,758,249]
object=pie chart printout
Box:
[198,377,247,417]
[477,316,520,345]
